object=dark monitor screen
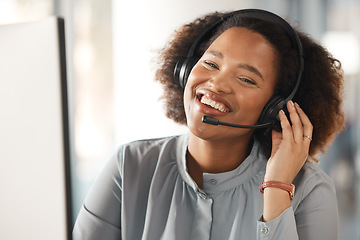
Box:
[0,17,72,240]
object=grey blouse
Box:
[73,133,339,239]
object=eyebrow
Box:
[204,50,264,81]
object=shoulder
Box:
[292,160,337,210]
[290,162,339,239]
[297,160,335,193]
[119,134,186,158]
[115,134,188,173]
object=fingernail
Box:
[280,109,285,115]
[289,100,294,107]
[295,102,300,107]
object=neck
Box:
[186,132,254,188]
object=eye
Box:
[237,77,257,86]
[202,60,219,70]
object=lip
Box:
[195,89,232,116]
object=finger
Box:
[278,109,294,142]
[287,100,303,143]
[294,102,313,141]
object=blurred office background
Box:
[1,0,359,239]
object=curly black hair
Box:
[155,11,345,160]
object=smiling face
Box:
[184,27,279,141]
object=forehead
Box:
[208,27,275,54]
[206,27,279,80]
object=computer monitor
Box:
[0,17,72,240]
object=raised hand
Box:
[264,101,313,184]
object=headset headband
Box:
[186,9,304,102]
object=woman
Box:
[73,9,344,239]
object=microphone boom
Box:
[202,116,272,129]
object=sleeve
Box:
[257,207,299,240]
[256,172,339,240]
[72,151,123,240]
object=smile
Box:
[198,94,230,113]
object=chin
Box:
[187,116,215,139]
[187,117,254,142]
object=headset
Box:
[173,9,304,130]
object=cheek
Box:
[183,66,206,111]
[183,85,191,114]
[183,77,197,119]
[250,98,268,117]
[238,91,273,119]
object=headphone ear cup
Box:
[258,96,286,129]
[173,56,199,88]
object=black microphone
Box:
[202,116,272,129]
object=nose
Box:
[207,73,233,94]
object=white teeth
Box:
[200,96,228,112]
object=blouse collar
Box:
[176,133,267,194]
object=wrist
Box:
[263,175,293,185]
[260,181,295,200]
[262,187,292,222]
